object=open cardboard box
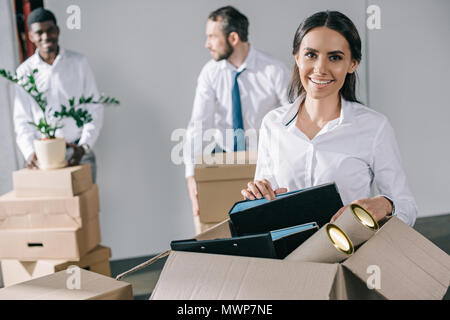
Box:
[149,217,450,300]
[1,245,111,287]
[0,268,133,300]
[13,165,92,198]
[195,151,257,224]
[0,185,101,260]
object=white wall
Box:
[0,0,21,195]
[0,0,442,260]
[366,0,450,218]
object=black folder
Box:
[170,222,319,259]
[228,182,343,236]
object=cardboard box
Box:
[195,151,257,224]
[0,185,101,260]
[0,184,100,227]
[150,217,450,300]
[0,268,133,300]
[1,245,111,287]
[193,215,220,235]
[13,165,92,198]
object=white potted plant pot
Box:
[33,137,67,170]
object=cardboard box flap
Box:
[0,269,132,300]
[0,212,79,231]
[0,184,99,226]
[151,251,339,300]
[71,165,93,195]
[195,151,257,167]
[13,165,92,197]
[1,246,112,287]
[195,219,232,241]
[343,217,450,300]
[195,164,256,182]
[54,245,111,271]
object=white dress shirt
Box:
[254,95,418,226]
[14,48,104,161]
[184,45,290,177]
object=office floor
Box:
[1,214,449,299]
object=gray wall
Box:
[0,0,21,195]
[1,0,447,259]
[366,0,450,218]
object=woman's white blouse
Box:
[254,96,418,226]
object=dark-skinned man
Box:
[13,8,103,182]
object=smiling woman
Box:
[288,11,361,103]
[241,11,419,227]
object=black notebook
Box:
[228,182,343,237]
[170,222,319,259]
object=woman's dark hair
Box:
[208,6,249,42]
[288,11,362,103]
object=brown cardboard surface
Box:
[193,215,220,235]
[86,261,111,278]
[0,269,133,300]
[151,216,450,300]
[196,179,252,223]
[0,214,101,260]
[1,245,111,287]
[0,184,99,227]
[343,217,450,300]
[194,219,232,241]
[13,165,92,198]
[195,167,256,183]
[53,245,111,271]
[151,251,338,300]
[194,152,256,224]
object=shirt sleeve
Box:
[77,56,104,149]
[183,64,216,178]
[253,116,279,190]
[13,81,39,161]
[372,118,418,226]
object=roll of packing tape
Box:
[284,223,354,263]
[333,204,379,247]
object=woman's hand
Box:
[330,196,393,223]
[241,179,288,201]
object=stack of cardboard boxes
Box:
[0,165,111,287]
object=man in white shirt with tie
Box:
[184,6,289,218]
[13,8,103,182]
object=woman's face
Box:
[295,27,358,100]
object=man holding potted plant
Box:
[13,8,104,182]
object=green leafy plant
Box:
[0,68,119,139]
